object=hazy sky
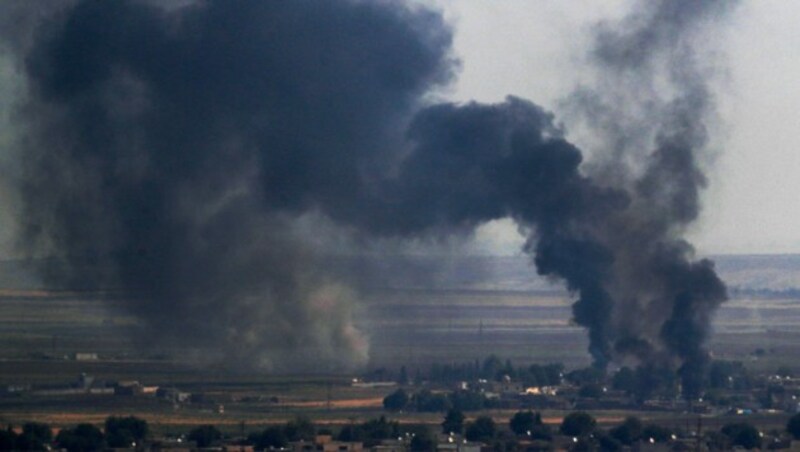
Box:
[435,0,800,256]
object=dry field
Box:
[2,258,800,433]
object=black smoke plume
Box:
[560,0,736,397]
[0,0,733,389]
[5,0,457,370]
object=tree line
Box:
[5,410,800,451]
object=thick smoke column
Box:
[5,0,456,370]
[1,0,734,389]
[561,0,735,397]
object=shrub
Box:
[560,412,596,437]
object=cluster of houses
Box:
[437,371,800,416]
[110,434,482,452]
[2,372,193,405]
[129,431,800,451]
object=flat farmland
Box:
[3,287,800,376]
[2,254,800,431]
[359,289,800,372]
[360,289,591,369]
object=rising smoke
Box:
[560,0,736,397]
[3,0,457,371]
[0,0,733,390]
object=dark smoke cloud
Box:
[1,0,734,388]
[7,0,455,370]
[558,0,736,397]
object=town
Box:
[1,0,799,450]
[4,354,800,450]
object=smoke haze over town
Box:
[0,0,795,406]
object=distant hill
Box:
[334,254,800,294]
[713,254,800,296]
[2,254,800,295]
[337,254,800,294]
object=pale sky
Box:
[435,1,800,256]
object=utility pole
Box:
[478,319,484,361]
[696,415,702,452]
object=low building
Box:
[115,381,144,396]
[157,387,191,403]
[289,435,363,452]
[73,352,99,361]
[436,434,482,452]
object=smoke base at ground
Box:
[0,0,734,390]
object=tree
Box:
[565,367,605,386]
[560,412,596,437]
[360,416,399,444]
[709,360,749,389]
[569,437,597,452]
[414,390,451,412]
[523,363,563,387]
[284,417,315,442]
[609,417,642,445]
[337,424,363,443]
[17,422,53,450]
[578,383,604,399]
[642,424,672,443]
[613,365,679,402]
[636,365,678,402]
[449,390,486,411]
[528,425,552,441]
[465,416,496,443]
[383,389,409,411]
[105,416,148,448]
[253,426,287,449]
[721,422,761,449]
[398,366,409,385]
[502,359,516,379]
[0,427,17,451]
[594,430,623,452]
[704,431,731,450]
[56,424,105,452]
[509,410,550,440]
[409,428,436,452]
[187,425,222,448]
[490,430,521,451]
[788,413,800,439]
[442,409,465,435]
[481,355,503,380]
[509,410,541,436]
[336,416,398,447]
